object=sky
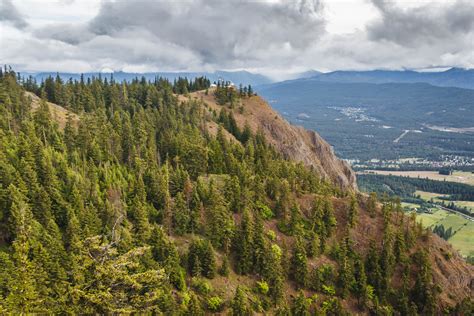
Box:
[0,0,473,79]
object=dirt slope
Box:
[26,91,79,129]
[185,89,357,190]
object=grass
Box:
[448,222,474,257]
[414,190,446,202]
[401,202,419,210]
[414,190,473,214]
[368,170,474,185]
[440,214,470,232]
[416,209,450,227]
[408,207,473,257]
[370,169,474,257]
[452,201,474,212]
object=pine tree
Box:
[292,290,310,316]
[337,251,352,298]
[5,185,40,313]
[172,192,190,235]
[231,286,252,316]
[322,195,337,238]
[247,85,253,97]
[200,240,217,279]
[353,256,368,308]
[306,231,320,258]
[129,176,151,243]
[188,239,216,279]
[291,238,308,288]
[348,194,358,228]
[189,189,202,234]
[411,250,437,315]
[187,292,204,316]
[219,256,230,276]
[253,211,267,275]
[234,208,254,274]
[204,181,234,248]
[365,240,382,299]
[368,192,377,218]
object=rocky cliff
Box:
[183,90,357,190]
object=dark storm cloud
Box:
[0,0,28,28]
[368,0,474,46]
[45,0,325,66]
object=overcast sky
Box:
[0,0,473,79]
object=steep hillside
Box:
[182,89,357,190]
[0,71,472,314]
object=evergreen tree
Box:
[172,192,190,235]
[291,238,308,288]
[234,208,254,274]
[367,192,377,218]
[348,194,358,227]
[5,185,41,313]
[291,290,310,316]
[187,292,204,316]
[353,256,369,308]
[231,286,252,316]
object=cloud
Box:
[33,0,325,70]
[368,0,474,47]
[1,0,473,76]
[0,0,28,28]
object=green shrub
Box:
[207,296,224,312]
[256,201,274,219]
[255,281,269,295]
[322,284,336,296]
[191,278,212,295]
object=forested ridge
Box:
[0,69,472,314]
[358,174,474,202]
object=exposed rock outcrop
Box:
[184,90,357,190]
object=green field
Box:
[370,170,474,185]
[414,190,446,202]
[409,208,473,257]
[453,201,474,212]
[415,190,474,213]
[416,208,449,227]
[439,214,470,233]
[449,222,474,258]
[401,202,419,210]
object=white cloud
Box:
[0,0,473,77]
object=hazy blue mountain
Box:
[28,70,272,86]
[292,69,323,79]
[258,80,474,161]
[300,68,474,89]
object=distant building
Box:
[439,168,453,175]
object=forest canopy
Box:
[0,68,471,314]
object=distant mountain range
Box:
[27,70,272,87]
[288,68,474,90]
[25,67,473,90]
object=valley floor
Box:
[366,170,474,186]
[402,206,474,258]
